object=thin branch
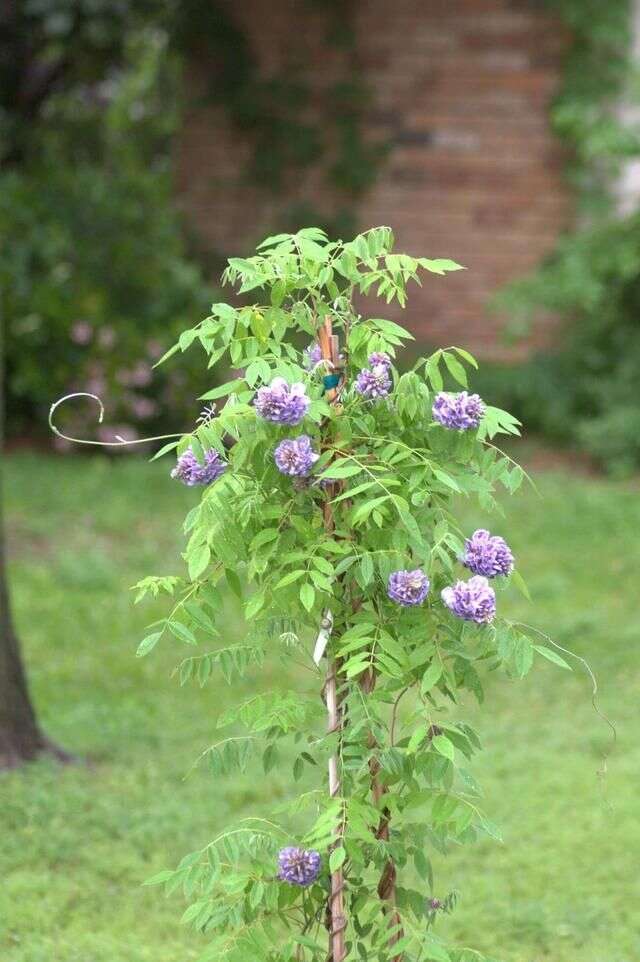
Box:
[390,686,411,747]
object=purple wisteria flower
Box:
[368,351,392,369]
[355,363,392,400]
[171,447,227,487]
[432,392,485,431]
[461,529,514,578]
[274,435,319,477]
[277,847,322,887]
[254,377,310,425]
[387,569,430,606]
[441,576,496,624]
[303,342,323,370]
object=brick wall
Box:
[175,0,572,359]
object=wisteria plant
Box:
[131,226,574,962]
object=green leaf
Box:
[370,317,414,340]
[442,351,468,387]
[394,501,423,547]
[188,543,210,581]
[257,232,293,249]
[300,583,316,612]
[534,644,572,670]
[352,495,390,525]
[136,632,162,658]
[245,591,266,620]
[432,734,455,762]
[169,621,197,646]
[358,553,374,586]
[413,848,432,883]
[275,569,306,589]
[199,379,244,401]
[478,816,503,842]
[407,725,428,754]
[226,569,243,599]
[425,353,443,392]
[511,569,531,601]
[149,440,180,462]
[452,346,478,369]
[250,528,279,552]
[420,258,465,275]
[270,279,286,307]
[422,936,452,961]
[263,743,278,774]
[513,634,534,678]
[152,341,180,368]
[330,480,379,504]
[179,328,199,351]
[320,460,362,480]
[329,847,346,872]
[421,661,443,694]
[432,468,461,493]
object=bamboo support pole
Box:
[318,315,402,959]
[318,318,347,962]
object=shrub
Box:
[133,226,573,961]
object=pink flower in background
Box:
[71,321,93,345]
[86,376,106,397]
[98,327,116,349]
[53,435,73,453]
[117,363,152,388]
[146,340,163,359]
[127,395,158,420]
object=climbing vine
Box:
[130,225,580,961]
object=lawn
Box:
[1,453,638,962]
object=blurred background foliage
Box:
[1,2,213,443]
[2,0,383,444]
[2,0,640,472]
[484,0,640,476]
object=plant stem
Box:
[360,669,405,961]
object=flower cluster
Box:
[171,447,227,487]
[441,575,496,624]
[277,847,321,887]
[461,529,514,578]
[303,342,323,370]
[355,353,392,400]
[254,377,310,425]
[387,569,430,606]
[274,436,319,477]
[432,391,485,430]
[368,351,391,369]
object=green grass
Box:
[1,453,638,962]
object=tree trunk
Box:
[0,304,72,770]
[0,515,49,768]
